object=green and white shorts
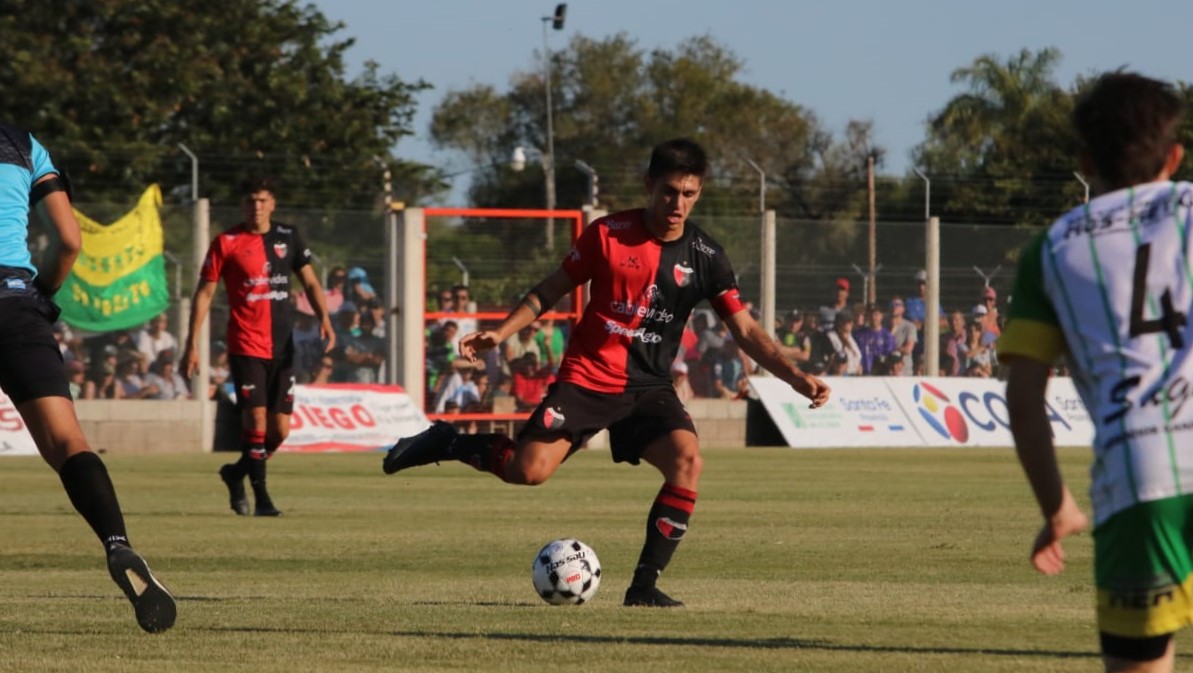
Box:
[1095,494,1193,638]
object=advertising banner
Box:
[884,378,1094,448]
[749,376,925,448]
[751,376,1095,449]
[0,391,38,457]
[280,384,429,453]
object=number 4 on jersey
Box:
[1129,243,1187,348]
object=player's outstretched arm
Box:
[459,267,577,364]
[1006,357,1088,575]
[723,308,830,408]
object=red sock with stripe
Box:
[632,483,697,587]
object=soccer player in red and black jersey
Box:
[182,177,335,517]
[384,139,831,607]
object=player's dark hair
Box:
[239,176,277,197]
[647,138,708,179]
[1073,72,1183,188]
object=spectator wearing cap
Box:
[905,270,929,329]
[887,297,917,376]
[345,267,377,306]
[339,309,386,383]
[776,310,811,366]
[818,277,851,329]
[825,310,863,376]
[853,304,897,375]
[84,345,120,399]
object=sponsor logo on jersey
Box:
[273,242,288,258]
[608,301,675,323]
[673,262,694,287]
[619,255,641,270]
[246,290,290,303]
[645,284,660,301]
[692,237,716,257]
[542,406,566,429]
[605,218,632,230]
[604,320,663,343]
[912,381,968,443]
[655,516,688,540]
[4,278,25,290]
[276,225,293,235]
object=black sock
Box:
[58,452,130,552]
[447,433,515,478]
[243,430,271,504]
[632,483,697,587]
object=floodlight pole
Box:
[541,4,566,251]
[1074,171,1090,204]
[178,143,198,202]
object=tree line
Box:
[4,2,1190,240]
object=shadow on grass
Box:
[199,626,1113,660]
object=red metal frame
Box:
[422,207,586,423]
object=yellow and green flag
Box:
[58,185,169,331]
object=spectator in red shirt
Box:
[511,352,554,411]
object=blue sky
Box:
[314,0,1190,186]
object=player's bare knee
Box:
[506,460,553,486]
[675,450,703,481]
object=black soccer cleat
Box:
[219,464,250,516]
[106,545,177,633]
[253,504,283,517]
[623,584,685,608]
[382,420,458,475]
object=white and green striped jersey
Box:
[999,180,1193,526]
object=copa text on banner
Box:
[749,376,1094,449]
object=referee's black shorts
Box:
[517,380,697,464]
[0,293,69,404]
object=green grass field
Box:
[1,446,1186,672]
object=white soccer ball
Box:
[530,538,602,605]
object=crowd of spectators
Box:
[54,267,1008,411]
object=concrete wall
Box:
[76,400,212,454]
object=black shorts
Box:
[1100,632,1172,662]
[0,294,69,404]
[518,381,696,464]
[228,354,295,414]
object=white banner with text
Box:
[750,376,1094,449]
[0,392,38,457]
[279,384,430,453]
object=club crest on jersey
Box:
[541,406,566,430]
[673,262,694,287]
[273,242,288,258]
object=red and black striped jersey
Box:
[200,222,312,360]
[558,208,745,393]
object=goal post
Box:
[386,206,593,416]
